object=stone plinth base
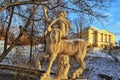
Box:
[40,54,70,80]
[56,54,70,79]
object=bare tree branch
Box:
[13,11,43,21]
[0,0,48,12]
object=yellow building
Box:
[81,26,116,49]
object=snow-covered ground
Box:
[0,41,43,68]
[85,49,120,80]
[0,42,120,80]
[85,57,120,80]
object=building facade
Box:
[81,26,116,49]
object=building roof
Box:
[83,26,115,36]
[100,30,116,36]
[83,26,98,31]
[89,26,98,30]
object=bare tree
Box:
[73,14,87,39]
[29,21,34,63]
[0,5,40,62]
[0,0,48,12]
[4,6,14,53]
[63,0,110,21]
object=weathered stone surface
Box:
[56,55,70,79]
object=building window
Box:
[109,35,111,43]
[105,34,107,43]
[91,32,94,42]
[92,32,96,42]
[101,33,103,42]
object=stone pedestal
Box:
[40,54,70,80]
[56,54,70,79]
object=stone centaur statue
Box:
[41,29,87,79]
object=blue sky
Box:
[92,0,120,42]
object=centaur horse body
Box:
[41,29,87,79]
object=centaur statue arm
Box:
[45,18,60,35]
[45,17,71,37]
[43,6,51,22]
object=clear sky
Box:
[0,0,3,3]
[92,0,120,42]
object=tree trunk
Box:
[0,27,24,62]
[4,7,14,52]
[29,22,34,62]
